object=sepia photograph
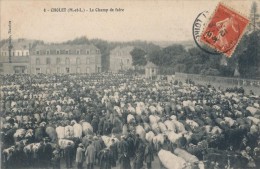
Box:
[0,0,260,169]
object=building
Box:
[0,39,31,74]
[30,44,101,74]
[109,46,134,73]
[145,62,158,78]
[0,40,102,74]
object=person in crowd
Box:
[64,142,74,168]
[110,138,118,163]
[91,116,99,134]
[76,143,85,169]
[144,140,154,169]
[93,136,103,165]
[51,149,61,169]
[85,141,96,169]
[99,147,115,169]
[134,134,142,153]
[118,136,129,160]
[127,134,135,158]
[178,133,188,149]
[42,137,53,168]
[119,148,131,169]
[133,139,146,169]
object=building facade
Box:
[0,41,102,74]
[30,44,101,74]
[145,62,158,78]
[0,39,31,74]
[109,46,134,73]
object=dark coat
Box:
[110,142,118,161]
[100,149,115,169]
[144,143,154,163]
[119,153,131,169]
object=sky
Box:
[0,0,257,43]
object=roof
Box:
[110,46,134,54]
[145,62,158,68]
[31,44,98,51]
[1,40,31,51]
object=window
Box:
[76,49,80,55]
[36,58,40,65]
[66,50,69,54]
[46,58,51,65]
[56,50,60,55]
[36,68,41,74]
[56,57,61,64]
[66,67,70,73]
[46,68,51,74]
[76,58,81,64]
[36,51,40,55]
[86,58,90,64]
[86,50,90,55]
[13,52,15,56]
[96,49,99,54]
[65,57,70,64]
[46,50,50,55]
[127,59,130,64]
[26,52,29,56]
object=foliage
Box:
[130,48,147,66]
[238,31,260,78]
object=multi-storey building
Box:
[0,39,31,74]
[0,41,102,74]
[109,46,134,73]
[30,44,101,74]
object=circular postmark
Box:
[192,10,240,56]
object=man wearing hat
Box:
[85,141,96,169]
[76,143,85,169]
[51,149,61,169]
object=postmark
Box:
[200,3,249,58]
[192,11,221,55]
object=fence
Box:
[174,72,260,87]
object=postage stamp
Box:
[200,3,249,57]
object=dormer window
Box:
[36,51,40,55]
[46,50,50,55]
[56,50,60,55]
[86,49,90,55]
[65,50,69,54]
[76,49,80,55]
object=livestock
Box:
[158,149,186,169]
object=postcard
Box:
[0,0,260,169]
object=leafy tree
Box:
[238,30,260,78]
[130,48,147,66]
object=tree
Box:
[249,1,260,32]
[238,30,260,78]
[130,48,147,66]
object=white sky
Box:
[0,0,257,43]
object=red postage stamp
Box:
[200,3,249,57]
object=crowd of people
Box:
[0,73,260,169]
